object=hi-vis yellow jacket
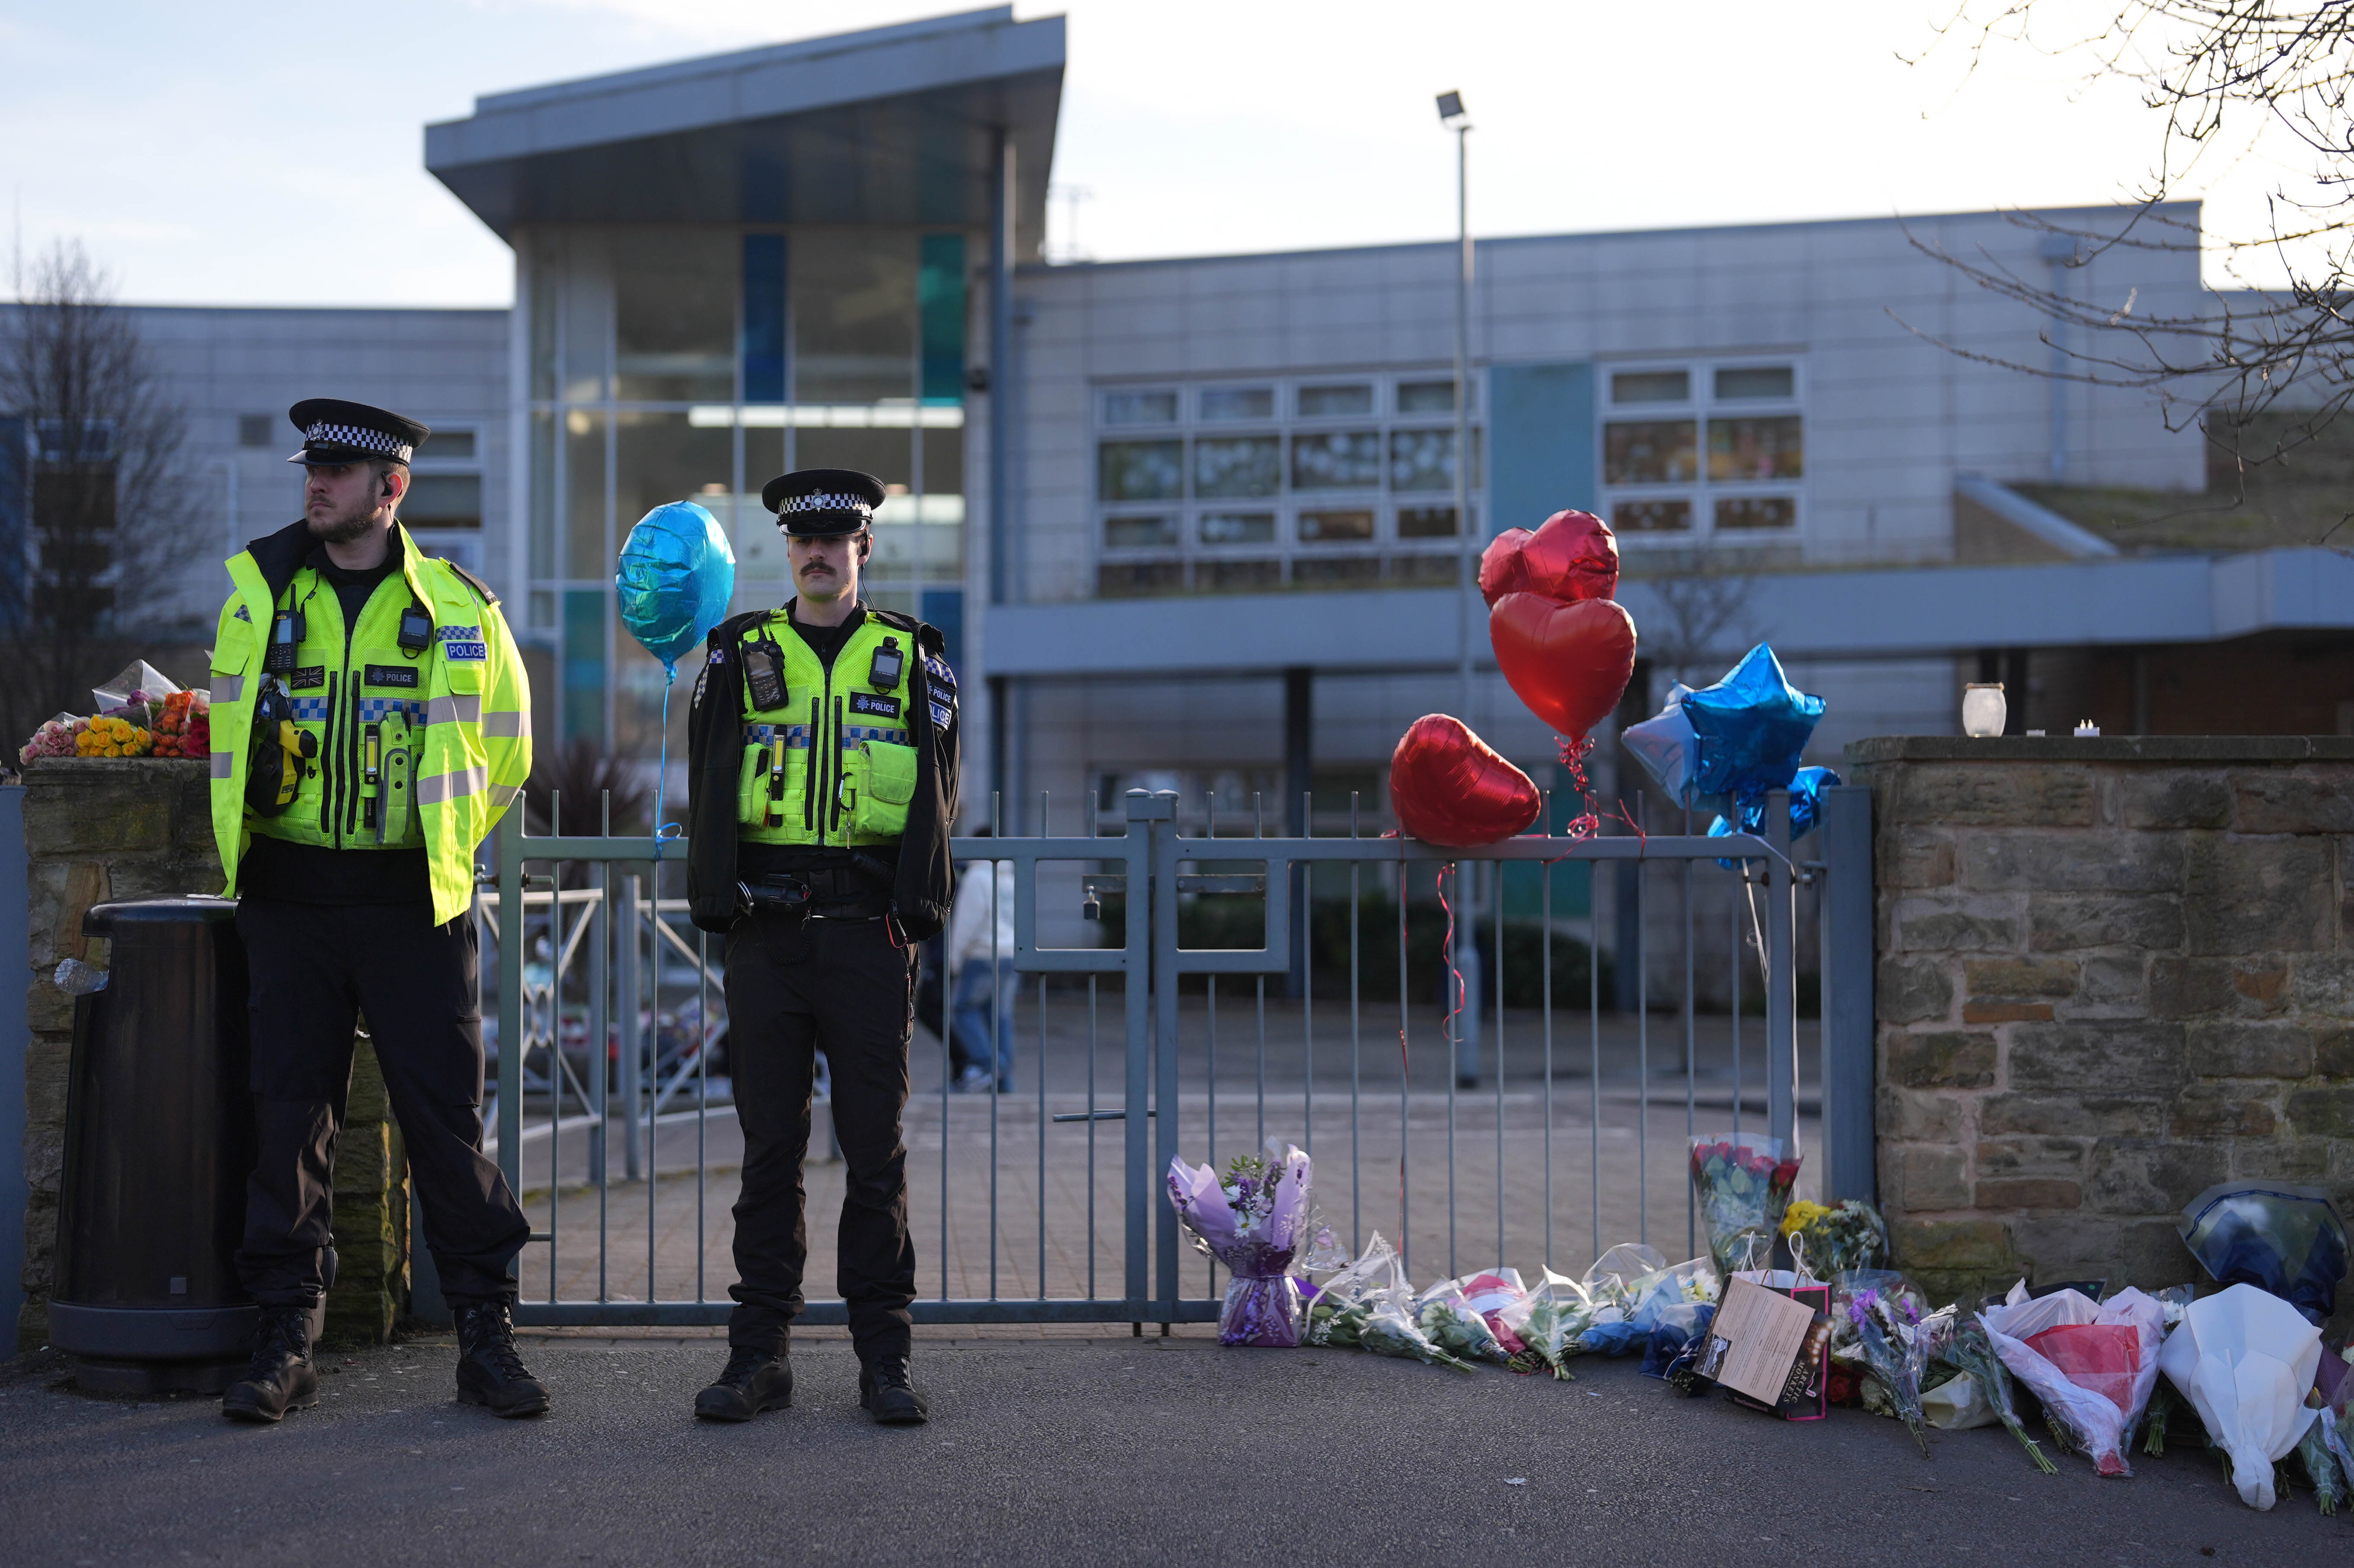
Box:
[209,519,532,925]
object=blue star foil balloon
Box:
[1710,765,1839,867]
[1621,684,1704,808]
[617,501,736,672]
[1681,643,1825,803]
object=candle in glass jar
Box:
[1963,682,2006,737]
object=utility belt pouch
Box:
[245,678,315,817]
[736,876,812,924]
[376,711,413,845]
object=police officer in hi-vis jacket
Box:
[684,468,959,1426]
[209,399,543,1423]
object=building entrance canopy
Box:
[424,6,1060,248]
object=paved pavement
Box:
[1,1330,2343,1566]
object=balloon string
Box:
[1435,861,1466,1073]
[650,666,683,861]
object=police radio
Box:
[867,636,904,690]
[743,633,788,711]
[264,610,304,675]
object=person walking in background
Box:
[947,837,1016,1093]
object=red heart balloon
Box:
[1489,592,1637,739]
[1479,509,1620,607]
[1389,715,1542,848]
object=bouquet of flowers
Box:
[149,690,211,760]
[75,714,151,758]
[1416,1281,1513,1366]
[1690,1134,1802,1278]
[90,659,178,727]
[1167,1143,1338,1346]
[1945,1317,2058,1473]
[19,713,83,765]
[1782,1198,1889,1275]
[1304,1232,1474,1370]
[1432,1269,1531,1355]
[1499,1270,1594,1380]
[1984,1282,2168,1479]
[1845,1286,1937,1456]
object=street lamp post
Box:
[1437,91,1473,717]
[1437,90,1482,1089]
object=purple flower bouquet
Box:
[1167,1144,1333,1346]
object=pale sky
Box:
[0,0,2326,306]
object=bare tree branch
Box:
[0,240,201,750]
[1908,3,2354,499]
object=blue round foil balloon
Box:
[1681,643,1825,803]
[617,501,736,671]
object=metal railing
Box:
[485,785,1874,1328]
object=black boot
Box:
[222,1305,319,1423]
[858,1356,928,1425]
[453,1301,551,1418]
[693,1346,793,1422]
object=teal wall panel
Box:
[1488,361,1595,538]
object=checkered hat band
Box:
[305,422,412,461]
[775,493,872,517]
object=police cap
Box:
[761,468,885,537]
[286,398,431,467]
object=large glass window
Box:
[742,234,787,404]
[613,230,734,401]
[1090,373,1486,597]
[1290,431,1381,490]
[1603,420,1698,485]
[1200,387,1273,421]
[1194,436,1280,498]
[529,223,969,751]
[615,413,732,533]
[1099,440,1184,502]
[1708,415,1803,481]
[563,409,607,580]
[1104,390,1178,426]
[1598,361,1803,543]
[1298,384,1374,418]
[793,230,917,405]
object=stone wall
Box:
[16,758,409,1350]
[1850,736,2354,1329]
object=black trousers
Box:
[723,913,918,1364]
[234,897,528,1309]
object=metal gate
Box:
[485,786,1873,1328]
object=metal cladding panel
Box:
[424,11,1063,247]
[984,549,2352,677]
[1489,361,1595,539]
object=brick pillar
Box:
[1850,736,2354,1333]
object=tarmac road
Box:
[0,1330,2342,1566]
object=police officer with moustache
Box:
[209,401,545,1422]
[685,469,958,1426]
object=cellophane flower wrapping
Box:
[1416,1281,1512,1366]
[1841,1287,1940,1456]
[1498,1269,1594,1380]
[1781,1198,1888,1276]
[1167,1143,1334,1346]
[1302,1231,1473,1370]
[1441,1269,1530,1355]
[1982,1282,2168,1478]
[2156,1281,2322,1507]
[1689,1134,1802,1278]
[1946,1318,2058,1472]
